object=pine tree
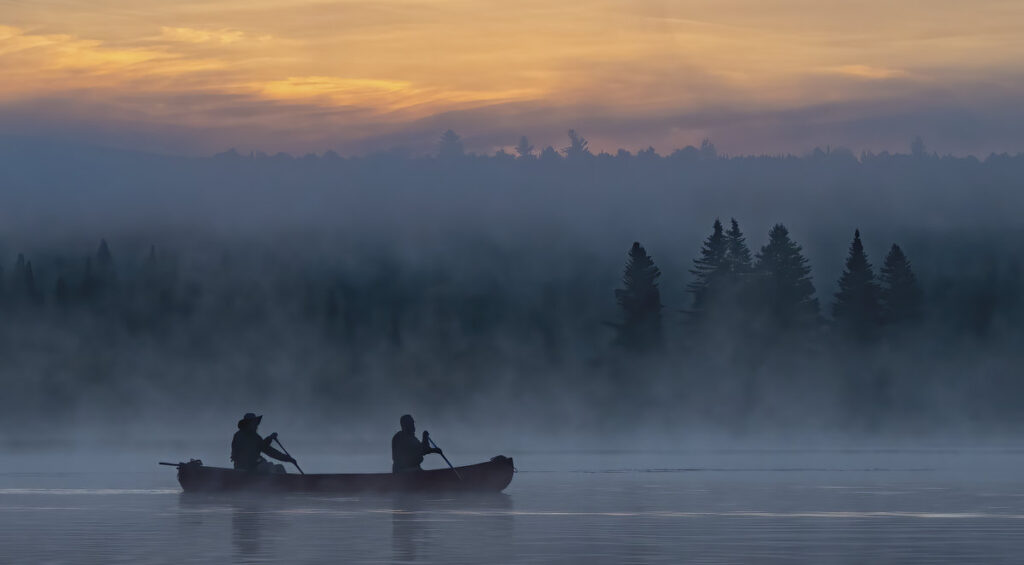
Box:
[22,260,41,305]
[832,229,882,337]
[687,219,728,317]
[562,129,590,159]
[879,243,922,325]
[724,218,753,275]
[614,242,663,351]
[96,239,117,285]
[438,129,464,159]
[514,136,534,158]
[752,224,819,331]
[11,253,40,305]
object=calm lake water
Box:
[2,447,1024,563]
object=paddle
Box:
[273,437,305,475]
[427,436,461,480]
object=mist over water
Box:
[1,134,1024,562]
[0,135,1022,443]
[5,447,1024,563]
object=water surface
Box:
[2,448,1024,563]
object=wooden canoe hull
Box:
[174,456,514,494]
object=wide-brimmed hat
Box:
[238,412,263,428]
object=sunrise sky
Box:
[2,0,1023,155]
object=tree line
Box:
[614,221,924,352]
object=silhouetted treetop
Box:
[687,219,728,318]
[438,129,464,159]
[724,218,753,275]
[879,243,923,326]
[562,129,591,159]
[514,136,534,159]
[832,229,882,338]
[752,224,819,331]
[614,241,663,352]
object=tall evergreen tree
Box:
[724,218,753,275]
[687,219,728,317]
[438,129,464,159]
[752,224,819,331]
[562,129,590,159]
[11,254,38,305]
[514,136,534,158]
[879,243,922,325]
[832,229,882,337]
[614,242,663,351]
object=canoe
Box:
[164,455,515,494]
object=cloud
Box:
[821,65,907,80]
[159,27,245,44]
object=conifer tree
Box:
[11,254,40,305]
[879,243,922,325]
[832,229,882,337]
[514,136,534,158]
[724,218,753,275]
[614,242,663,351]
[438,129,464,159]
[752,224,819,330]
[22,260,41,305]
[687,219,728,317]
[562,129,590,159]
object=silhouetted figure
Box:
[391,414,442,473]
[230,413,295,473]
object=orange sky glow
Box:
[2,0,1023,155]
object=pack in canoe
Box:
[162,456,515,494]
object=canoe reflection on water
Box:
[177,490,514,563]
[391,493,514,562]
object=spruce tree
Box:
[752,224,819,331]
[614,241,663,351]
[514,136,534,158]
[562,129,590,159]
[687,219,728,317]
[879,243,922,325]
[832,229,882,337]
[438,129,464,159]
[724,218,753,275]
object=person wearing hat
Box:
[231,413,295,473]
[391,414,443,473]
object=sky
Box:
[2,0,1024,156]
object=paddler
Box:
[391,414,443,473]
[231,412,296,473]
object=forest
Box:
[0,131,1021,438]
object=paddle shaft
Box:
[428,437,462,480]
[273,437,305,475]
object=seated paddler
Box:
[391,414,443,473]
[231,412,296,473]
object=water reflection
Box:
[391,493,513,563]
[176,491,514,564]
